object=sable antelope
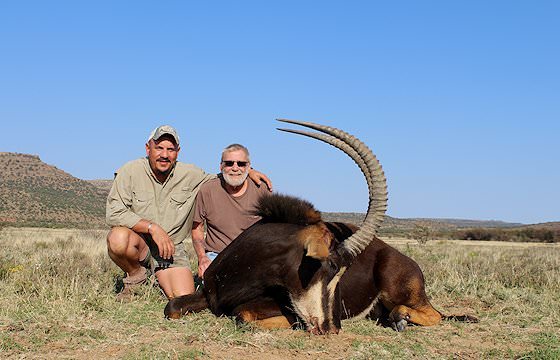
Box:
[165,120,477,333]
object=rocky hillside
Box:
[86,179,113,193]
[0,152,108,228]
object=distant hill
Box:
[322,212,523,232]
[0,152,556,240]
[525,221,560,230]
[323,213,558,242]
[0,152,107,228]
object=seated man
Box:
[106,126,271,300]
[192,144,270,278]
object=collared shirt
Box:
[106,157,215,245]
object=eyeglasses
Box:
[222,160,249,167]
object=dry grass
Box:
[1,228,559,359]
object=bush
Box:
[453,227,560,243]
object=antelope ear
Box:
[297,223,333,260]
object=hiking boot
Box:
[116,268,148,301]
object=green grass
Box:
[1,228,559,359]
[522,332,560,359]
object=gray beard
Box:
[223,171,249,187]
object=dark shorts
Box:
[139,234,190,271]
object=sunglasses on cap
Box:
[222,160,249,167]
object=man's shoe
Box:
[116,268,148,301]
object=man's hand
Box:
[248,168,273,191]
[198,255,212,278]
[149,223,175,259]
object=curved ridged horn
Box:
[277,128,374,201]
[276,119,388,259]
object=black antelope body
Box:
[165,119,477,333]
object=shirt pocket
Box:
[132,191,154,216]
[170,188,193,211]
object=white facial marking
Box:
[290,281,324,330]
[288,266,347,332]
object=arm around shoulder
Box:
[248,168,273,191]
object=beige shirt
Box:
[106,157,215,245]
[193,174,269,253]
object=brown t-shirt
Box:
[193,174,269,253]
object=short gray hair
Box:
[221,144,250,162]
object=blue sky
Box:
[1,1,558,224]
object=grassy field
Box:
[1,227,559,359]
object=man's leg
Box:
[108,227,195,299]
[156,267,195,299]
[106,226,149,285]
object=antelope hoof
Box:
[164,300,183,319]
[165,311,182,320]
[391,319,408,332]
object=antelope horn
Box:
[277,119,388,260]
[277,128,374,202]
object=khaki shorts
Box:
[139,234,191,271]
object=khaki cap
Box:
[147,125,180,145]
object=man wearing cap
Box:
[106,125,271,300]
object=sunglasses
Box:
[222,160,249,167]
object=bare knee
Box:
[107,227,135,255]
[156,267,195,299]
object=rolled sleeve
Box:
[106,170,142,228]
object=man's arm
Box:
[192,221,211,278]
[106,168,174,259]
[248,168,273,191]
[106,170,143,228]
